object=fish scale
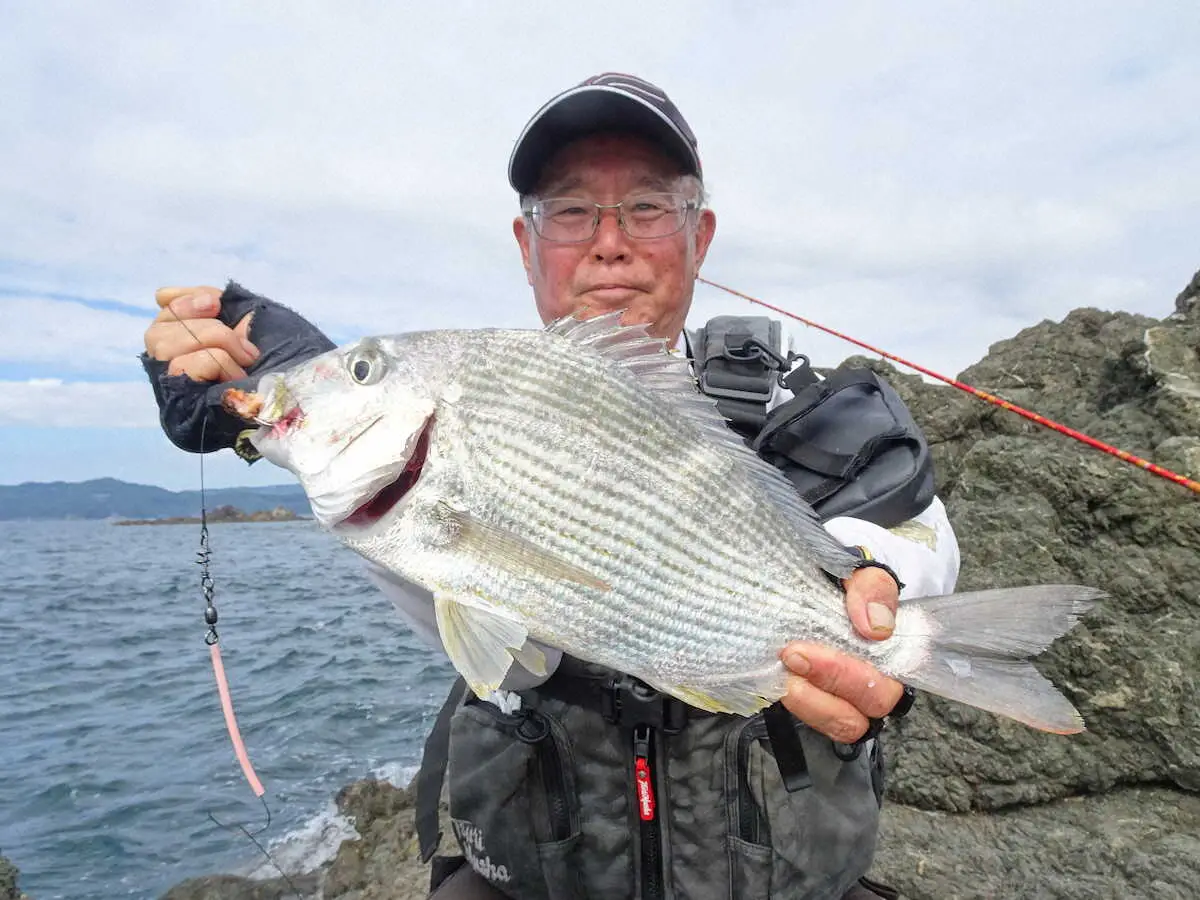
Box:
[463,432,763,628]
[471,384,782,600]
[473,441,761,625]
[462,407,767,624]
[443,339,829,682]
[243,312,1101,731]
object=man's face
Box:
[513,133,717,346]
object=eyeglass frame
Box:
[522,192,701,243]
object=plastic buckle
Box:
[601,675,687,734]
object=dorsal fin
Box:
[544,311,859,578]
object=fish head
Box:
[242,336,443,532]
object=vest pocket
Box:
[725,714,880,898]
[727,834,773,898]
[448,698,585,900]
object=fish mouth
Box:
[336,414,435,530]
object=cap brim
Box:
[508,85,701,194]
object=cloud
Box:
[0,380,159,428]
[2,3,1198,485]
[0,296,153,371]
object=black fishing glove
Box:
[140,281,336,454]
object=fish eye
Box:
[347,346,386,386]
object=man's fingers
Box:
[156,285,224,310]
[151,292,220,325]
[843,565,899,641]
[167,348,247,383]
[781,642,903,722]
[147,318,259,368]
[233,311,256,343]
[779,674,871,744]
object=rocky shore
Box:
[861,267,1200,898]
[0,855,29,900]
[114,505,305,526]
[12,272,1198,899]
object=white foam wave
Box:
[369,760,419,788]
[242,799,360,880]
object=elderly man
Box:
[143,73,957,899]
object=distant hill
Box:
[0,477,311,521]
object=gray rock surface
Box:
[874,787,1200,900]
[159,781,436,900]
[861,269,1200,897]
[147,269,1200,899]
[0,855,29,900]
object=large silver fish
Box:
[228,312,1099,733]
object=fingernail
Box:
[194,294,218,313]
[242,338,260,360]
[783,649,811,676]
[868,602,895,634]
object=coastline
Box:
[113,506,307,526]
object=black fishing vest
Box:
[414,315,930,899]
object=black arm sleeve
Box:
[139,281,337,453]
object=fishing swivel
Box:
[204,603,219,645]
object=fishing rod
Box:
[699,276,1200,496]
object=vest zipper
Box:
[520,709,574,843]
[537,729,573,842]
[736,718,769,845]
[633,724,665,900]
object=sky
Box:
[1,2,1198,490]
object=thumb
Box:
[233,310,257,345]
[843,566,899,641]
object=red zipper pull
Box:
[634,725,656,822]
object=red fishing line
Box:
[699,277,1200,496]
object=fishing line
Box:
[166,306,307,898]
[699,277,1200,496]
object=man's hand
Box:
[778,566,904,743]
[144,286,260,382]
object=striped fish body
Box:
[247,313,1099,731]
[353,327,855,707]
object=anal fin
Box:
[664,665,788,717]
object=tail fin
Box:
[894,585,1101,734]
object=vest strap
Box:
[763,701,813,793]
[416,677,468,862]
[530,664,694,734]
[686,315,793,432]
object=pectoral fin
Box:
[508,641,549,679]
[439,502,611,592]
[434,593,532,698]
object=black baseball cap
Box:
[508,72,702,195]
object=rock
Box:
[1175,268,1200,316]
[864,268,1200,896]
[0,854,30,900]
[115,505,306,526]
[160,873,320,900]
[874,787,1200,899]
[318,779,430,900]
[157,781,438,900]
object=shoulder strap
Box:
[416,677,468,862]
[685,315,800,433]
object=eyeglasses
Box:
[525,192,698,243]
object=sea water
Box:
[0,519,455,899]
